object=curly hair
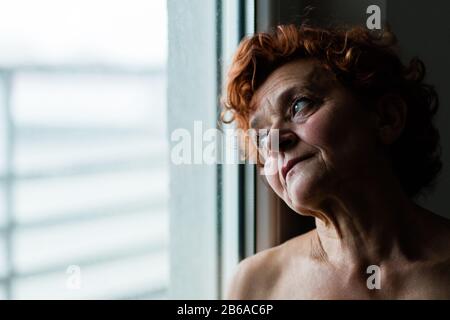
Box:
[221,24,442,198]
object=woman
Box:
[222,24,450,299]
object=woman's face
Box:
[249,58,381,213]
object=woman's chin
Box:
[285,173,322,212]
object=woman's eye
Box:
[292,97,313,115]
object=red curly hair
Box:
[221,24,441,198]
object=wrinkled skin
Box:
[227,59,450,299]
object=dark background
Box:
[254,0,450,241]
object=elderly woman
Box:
[222,24,450,299]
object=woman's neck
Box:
[311,172,421,267]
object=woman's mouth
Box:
[281,154,314,181]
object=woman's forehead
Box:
[257,59,318,94]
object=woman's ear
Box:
[374,94,408,145]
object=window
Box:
[167,0,251,299]
[0,0,318,301]
[0,0,168,299]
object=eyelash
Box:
[290,96,316,118]
[253,96,318,148]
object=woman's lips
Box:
[281,154,314,181]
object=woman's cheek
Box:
[301,109,337,148]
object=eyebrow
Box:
[278,85,310,108]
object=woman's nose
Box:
[279,130,299,152]
[268,129,299,153]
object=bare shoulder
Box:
[226,230,315,300]
[226,244,284,299]
[405,209,450,298]
[413,254,450,299]
[428,215,450,284]
[420,209,450,259]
